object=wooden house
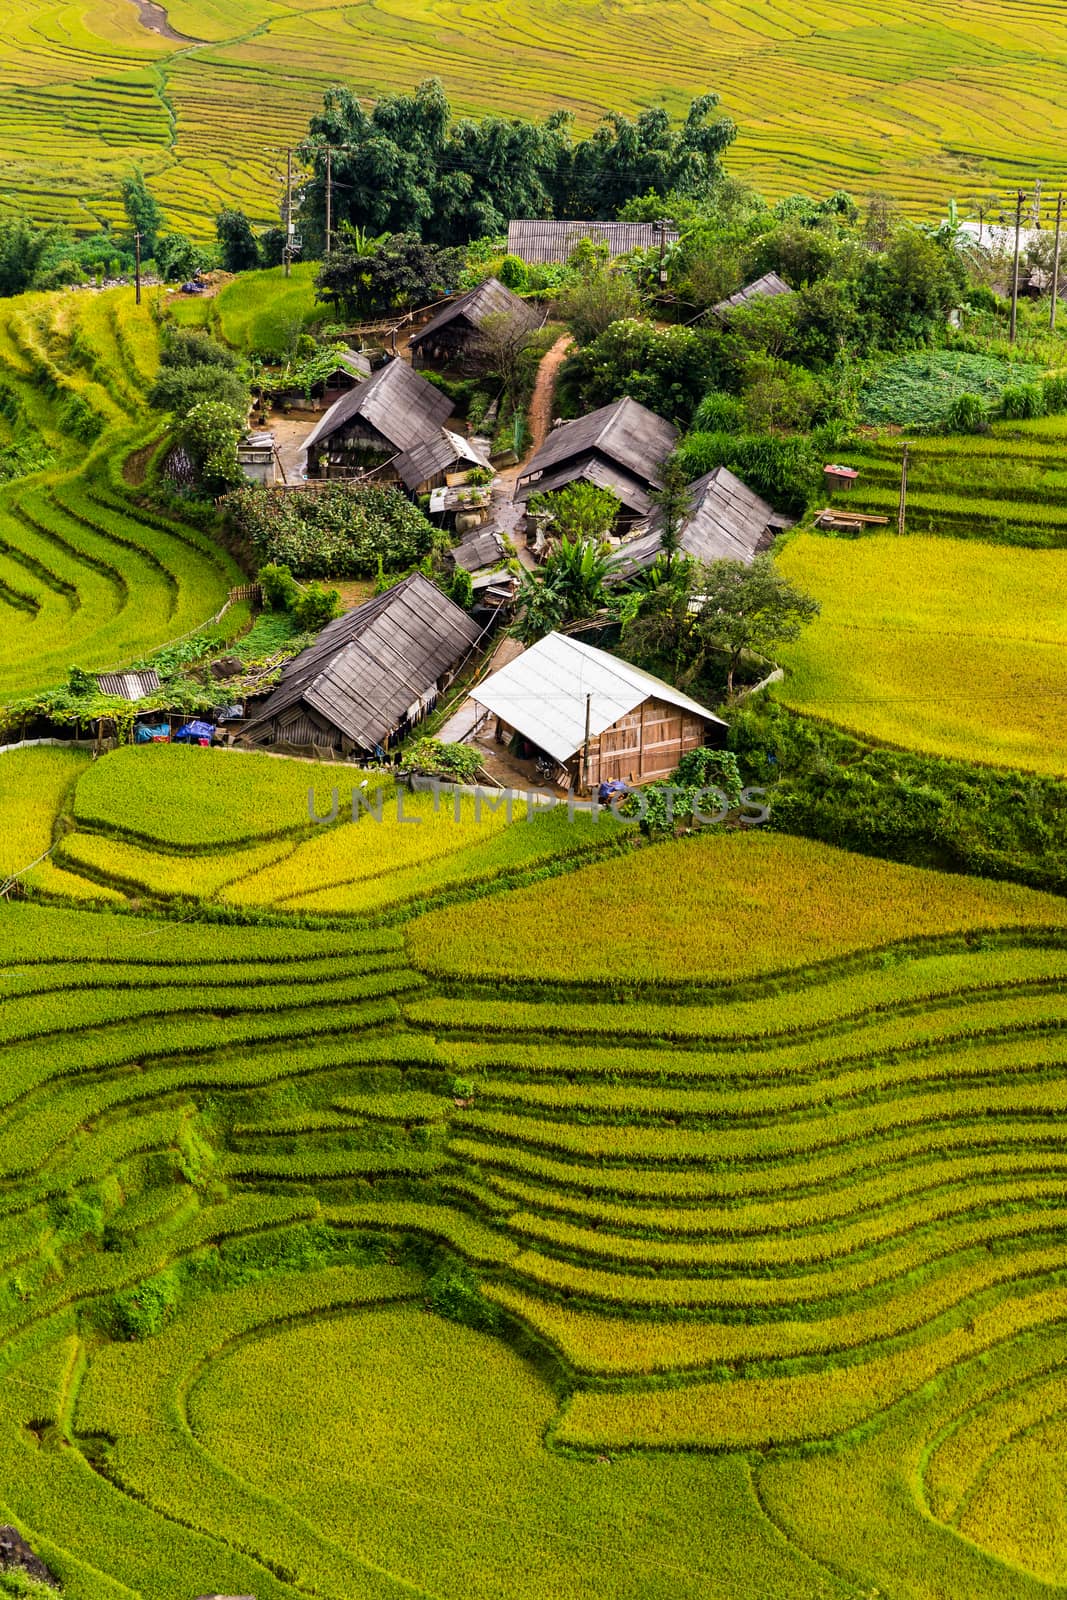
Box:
[712,271,793,318]
[410,277,539,370]
[506,220,679,265]
[515,397,678,530]
[239,574,482,756]
[470,631,725,791]
[301,359,454,483]
[614,466,793,578]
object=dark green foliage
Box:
[565,318,720,424]
[1001,382,1045,420]
[120,165,163,255]
[291,580,342,630]
[57,393,103,443]
[0,217,58,298]
[108,1266,182,1340]
[149,364,249,416]
[514,535,619,641]
[299,79,734,247]
[258,561,300,611]
[448,567,474,609]
[317,231,464,318]
[558,269,642,346]
[692,391,746,432]
[729,700,1067,892]
[426,1257,499,1330]
[154,233,203,283]
[405,737,482,781]
[215,208,261,273]
[526,480,621,542]
[943,392,987,433]
[226,483,435,578]
[675,430,821,515]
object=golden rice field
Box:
[1,744,1067,1596]
[774,530,1067,778]
[3,0,1067,232]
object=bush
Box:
[426,1259,499,1330]
[291,581,342,630]
[448,567,474,609]
[108,1267,182,1340]
[497,254,529,291]
[225,483,436,579]
[675,430,820,515]
[258,561,299,610]
[1001,382,1045,420]
[943,391,986,434]
[1043,374,1067,414]
[692,391,746,432]
[405,738,483,782]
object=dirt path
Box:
[494,333,573,567]
[128,0,203,43]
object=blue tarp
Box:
[135,723,170,744]
[175,720,215,743]
[598,780,630,804]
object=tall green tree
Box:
[120,166,163,256]
[0,217,57,298]
[215,209,260,273]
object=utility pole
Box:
[283,146,293,279]
[583,693,592,794]
[656,220,668,288]
[134,231,142,306]
[897,442,909,537]
[325,146,333,258]
[1010,189,1025,344]
[1051,191,1063,331]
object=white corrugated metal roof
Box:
[470,633,724,764]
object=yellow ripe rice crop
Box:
[775,532,1067,777]
[407,831,1067,984]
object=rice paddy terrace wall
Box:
[0,286,242,700]
[4,0,1067,233]
[3,797,1067,1596]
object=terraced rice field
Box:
[0,286,242,697]
[4,0,1067,231]
[1,811,1067,1595]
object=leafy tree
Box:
[690,554,820,694]
[120,166,163,255]
[569,96,736,215]
[317,232,462,318]
[475,309,536,401]
[513,535,619,642]
[526,481,621,543]
[0,217,57,298]
[861,226,965,343]
[175,400,246,495]
[259,227,287,268]
[647,456,691,576]
[154,233,203,283]
[292,581,342,630]
[558,268,641,346]
[675,430,821,515]
[160,330,239,371]
[567,318,720,424]
[216,208,261,273]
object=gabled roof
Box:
[514,453,658,515]
[471,632,724,765]
[242,573,481,751]
[507,220,680,265]
[410,277,539,348]
[337,349,372,380]
[302,359,453,459]
[712,271,793,316]
[615,466,793,576]
[516,398,678,502]
[450,527,506,572]
[393,428,491,493]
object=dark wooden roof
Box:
[242,573,482,751]
[712,271,793,316]
[515,398,678,507]
[506,220,679,265]
[614,466,794,577]
[302,359,453,458]
[393,429,491,492]
[450,527,506,572]
[410,278,539,348]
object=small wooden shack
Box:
[615,466,793,578]
[410,277,539,370]
[515,396,678,530]
[506,220,680,265]
[239,574,482,756]
[470,631,725,791]
[301,359,454,483]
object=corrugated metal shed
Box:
[393,428,491,493]
[507,221,680,265]
[712,271,793,316]
[410,278,539,349]
[95,669,161,701]
[450,527,506,572]
[471,632,724,765]
[242,574,481,752]
[515,398,677,508]
[302,359,453,459]
[614,466,793,576]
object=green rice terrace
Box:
[7,765,1067,1596]
[5,0,1067,230]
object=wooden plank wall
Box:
[579,697,707,787]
